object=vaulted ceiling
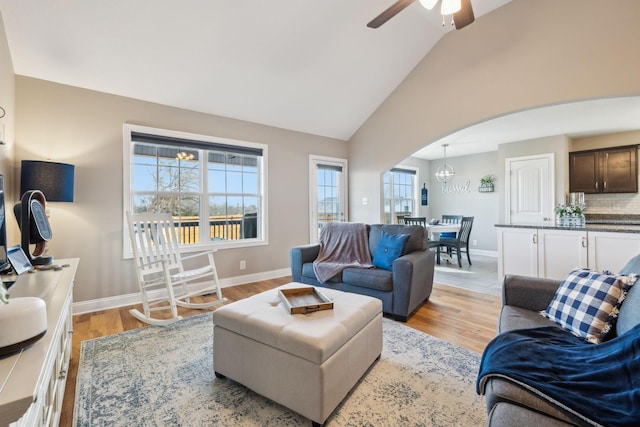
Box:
[2,0,640,161]
[0,0,511,141]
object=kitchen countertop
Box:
[496,223,640,233]
[585,214,640,225]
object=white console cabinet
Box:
[0,259,78,427]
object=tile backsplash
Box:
[585,193,640,214]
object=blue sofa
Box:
[480,255,640,426]
[290,224,435,321]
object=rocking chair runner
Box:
[126,211,226,325]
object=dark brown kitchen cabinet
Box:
[569,145,638,193]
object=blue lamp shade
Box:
[20,160,75,202]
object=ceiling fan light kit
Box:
[440,0,461,15]
[418,0,438,10]
[368,0,474,30]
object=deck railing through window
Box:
[174,215,248,244]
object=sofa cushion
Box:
[342,267,393,292]
[301,262,342,283]
[617,255,640,335]
[540,268,637,343]
[485,383,585,427]
[499,306,561,334]
[372,231,410,270]
[369,224,426,256]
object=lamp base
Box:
[30,256,54,266]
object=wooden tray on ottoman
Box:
[278,287,334,314]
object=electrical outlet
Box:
[240,260,246,270]
[472,240,478,246]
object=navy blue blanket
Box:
[476,324,640,427]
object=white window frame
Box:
[308,155,348,243]
[383,166,418,223]
[122,123,268,258]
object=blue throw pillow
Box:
[373,231,411,271]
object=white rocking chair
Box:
[126,211,226,326]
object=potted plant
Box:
[479,175,495,192]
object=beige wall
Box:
[14,77,347,303]
[348,0,640,224]
[572,130,640,152]
[0,11,16,240]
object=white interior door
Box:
[309,156,348,243]
[506,153,555,225]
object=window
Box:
[383,168,417,224]
[123,124,267,255]
[308,156,348,243]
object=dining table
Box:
[425,223,461,238]
[425,223,462,265]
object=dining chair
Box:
[430,216,474,267]
[401,217,427,227]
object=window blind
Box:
[131,131,263,157]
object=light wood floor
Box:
[59,278,501,427]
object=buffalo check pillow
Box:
[540,268,637,344]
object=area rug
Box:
[74,314,486,426]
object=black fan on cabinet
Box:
[14,190,53,266]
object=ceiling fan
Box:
[367,0,475,30]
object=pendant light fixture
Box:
[434,143,455,184]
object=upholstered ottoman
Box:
[212,282,383,426]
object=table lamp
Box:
[14,160,75,265]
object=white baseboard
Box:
[469,249,498,257]
[72,268,292,315]
[72,252,497,315]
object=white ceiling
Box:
[0,0,511,141]
[2,0,640,159]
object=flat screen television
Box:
[0,174,9,275]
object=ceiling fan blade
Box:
[367,0,416,29]
[453,0,475,29]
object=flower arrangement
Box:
[555,203,585,227]
[555,204,584,217]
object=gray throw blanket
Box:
[313,222,373,283]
